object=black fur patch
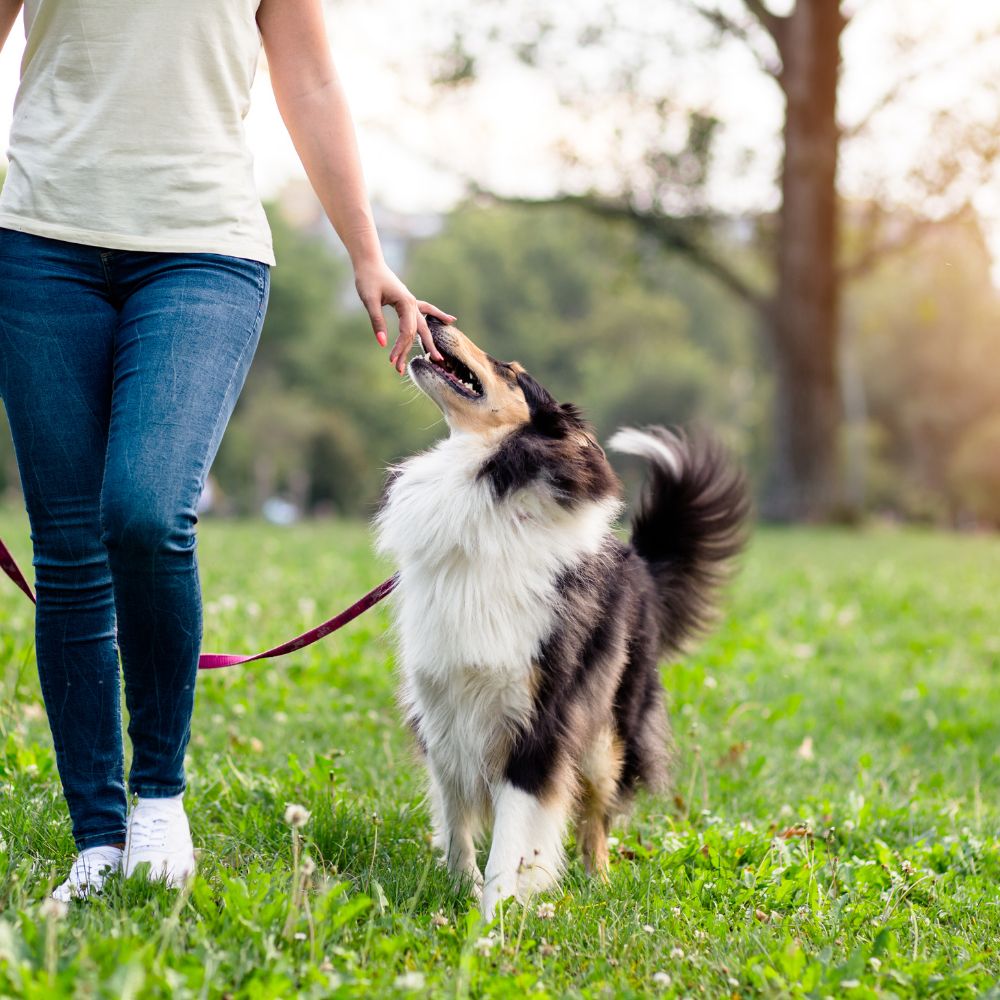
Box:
[477,374,619,507]
[626,428,750,652]
[504,544,670,800]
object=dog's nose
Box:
[424,314,443,328]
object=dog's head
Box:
[409,317,620,506]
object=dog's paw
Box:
[481,877,514,923]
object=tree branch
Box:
[839,203,971,282]
[740,0,786,50]
[482,189,770,313]
[688,2,781,77]
[841,30,998,141]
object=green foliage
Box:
[1,509,999,996]
[406,201,763,459]
[845,215,1000,526]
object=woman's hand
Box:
[354,259,454,374]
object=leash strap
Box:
[0,533,396,671]
[0,536,35,604]
[196,573,397,670]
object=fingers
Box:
[388,298,419,374]
[362,296,388,348]
[415,311,440,362]
[417,300,457,325]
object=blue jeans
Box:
[0,228,269,850]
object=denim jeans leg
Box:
[100,252,270,798]
[0,230,128,850]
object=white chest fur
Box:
[375,433,620,789]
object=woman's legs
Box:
[0,230,269,856]
[0,230,126,850]
[100,250,269,800]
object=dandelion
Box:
[431,910,449,928]
[284,804,310,828]
[728,977,740,987]
[900,859,914,876]
[301,856,316,877]
[536,902,555,920]
[394,971,426,990]
[652,972,672,986]
[475,935,496,956]
[40,898,68,920]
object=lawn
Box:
[0,508,998,998]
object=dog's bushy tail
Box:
[609,427,750,655]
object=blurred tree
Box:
[845,212,1000,525]
[213,204,447,516]
[406,201,764,475]
[420,0,1000,521]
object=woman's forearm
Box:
[273,71,384,270]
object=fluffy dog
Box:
[375,318,748,919]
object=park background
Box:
[1,1,999,997]
[0,0,998,526]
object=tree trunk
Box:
[763,0,845,521]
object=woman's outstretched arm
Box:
[257,0,450,372]
[0,1,22,52]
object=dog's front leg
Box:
[482,781,567,921]
[429,767,483,898]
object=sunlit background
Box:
[1,0,998,525]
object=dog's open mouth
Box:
[420,346,484,399]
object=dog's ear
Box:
[516,371,586,439]
[516,371,557,416]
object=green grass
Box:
[1,508,998,998]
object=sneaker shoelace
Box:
[128,810,173,852]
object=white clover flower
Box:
[40,897,68,920]
[284,803,311,828]
[431,910,449,928]
[652,972,672,986]
[536,902,555,920]
[670,947,685,960]
[394,971,426,990]
[300,856,316,877]
[642,924,655,933]
[475,935,496,956]
[869,957,882,971]
[293,932,307,941]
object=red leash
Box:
[0,535,396,671]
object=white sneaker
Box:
[123,794,196,887]
[52,845,124,902]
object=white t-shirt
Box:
[0,0,275,265]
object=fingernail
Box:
[377,331,387,347]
